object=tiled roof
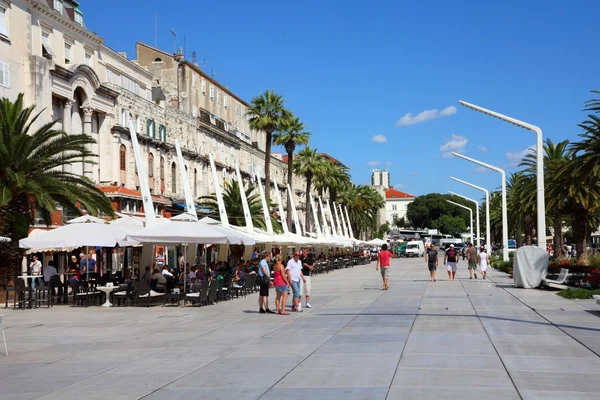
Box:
[98,186,171,204]
[386,187,415,199]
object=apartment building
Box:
[1,0,309,225]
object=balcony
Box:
[198,108,252,145]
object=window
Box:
[148,154,154,177]
[64,43,71,64]
[201,80,206,94]
[0,7,8,37]
[217,91,221,105]
[192,74,197,88]
[120,109,129,127]
[119,145,126,171]
[121,75,140,95]
[171,163,177,193]
[158,125,167,142]
[160,157,165,180]
[223,95,229,108]
[41,31,55,59]
[392,205,397,211]
[0,62,9,88]
[194,168,198,197]
[85,52,91,66]
[74,11,83,25]
[209,86,214,100]
[53,0,63,14]
[106,69,112,83]
[146,119,155,138]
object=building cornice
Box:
[29,0,103,45]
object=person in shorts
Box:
[258,252,274,314]
[376,243,392,290]
[286,251,305,312]
[444,244,459,281]
[467,243,478,279]
[425,244,439,282]
[300,249,314,308]
[272,254,289,315]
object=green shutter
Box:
[146,119,151,136]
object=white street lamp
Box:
[459,100,546,250]
[452,152,509,261]
[448,191,479,249]
[450,176,490,252]
[446,200,473,247]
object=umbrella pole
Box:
[86,245,89,281]
[183,243,187,295]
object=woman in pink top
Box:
[272,254,290,315]
[376,243,393,290]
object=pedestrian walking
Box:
[444,244,459,281]
[467,243,478,279]
[478,248,490,280]
[300,249,314,308]
[425,244,438,282]
[286,251,305,312]
[376,243,393,290]
[258,252,275,314]
[272,254,290,315]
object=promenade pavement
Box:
[2,256,600,399]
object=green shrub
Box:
[492,260,513,275]
[557,288,600,299]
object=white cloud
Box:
[473,166,490,173]
[396,105,456,127]
[478,146,488,153]
[506,145,535,167]
[385,161,392,166]
[371,134,388,143]
[393,184,407,189]
[440,134,468,158]
[366,161,381,167]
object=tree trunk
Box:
[0,194,32,284]
[305,174,312,234]
[572,206,589,265]
[286,149,293,232]
[515,218,522,248]
[264,131,272,201]
[552,207,565,259]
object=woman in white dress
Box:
[478,248,490,280]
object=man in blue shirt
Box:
[80,252,96,273]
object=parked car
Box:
[405,241,425,257]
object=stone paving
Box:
[2,256,600,399]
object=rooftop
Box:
[386,187,415,199]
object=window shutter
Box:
[224,95,228,108]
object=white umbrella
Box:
[369,238,387,246]
[19,223,132,249]
[125,220,246,245]
[0,236,10,243]
[66,215,106,224]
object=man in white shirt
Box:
[29,255,42,289]
[286,251,306,312]
[161,266,174,277]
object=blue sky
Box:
[83,0,600,198]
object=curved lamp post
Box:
[450,176,490,251]
[448,191,479,249]
[459,100,546,250]
[446,200,473,247]
[452,152,508,261]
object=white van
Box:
[405,240,425,257]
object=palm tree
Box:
[0,94,114,281]
[520,139,571,257]
[293,147,325,232]
[198,180,283,234]
[273,115,310,230]
[246,90,291,201]
[314,160,351,204]
[338,184,385,239]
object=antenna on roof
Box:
[184,33,187,61]
[191,51,197,64]
[169,29,177,54]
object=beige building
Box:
[1,0,309,222]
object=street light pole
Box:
[448,191,479,249]
[459,100,546,250]
[452,152,509,261]
[446,200,473,247]
[450,177,490,252]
